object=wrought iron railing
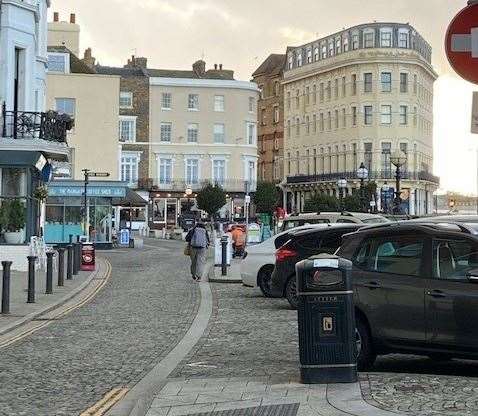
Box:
[138,178,258,193]
[287,170,440,185]
[1,102,74,143]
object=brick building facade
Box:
[252,54,286,183]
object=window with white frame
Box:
[121,153,139,184]
[307,49,312,63]
[55,98,76,117]
[214,95,225,112]
[119,92,133,109]
[187,123,199,143]
[162,93,172,109]
[381,105,392,124]
[381,72,392,92]
[119,116,136,142]
[47,53,69,73]
[159,158,172,184]
[321,43,327,59]
[247,160,256,183]
[343,35,349,52]
[364,105,373,125]
[188,94,199,110]
[364,30,375,48]
[398,29,409,48]
[246,122,256,145]
[400,105,408,125]
[288,55,293,69]
[212,159,226,185]
[335,37,341,54]
[214,123,225,143]
[273,106,279,123]
[380,29,392,47]
[400,73,409,93]
[328,39,334,56]
[352,33,359,50]
[381,142,392,176]
[248,96,255,112]
[296,51,302,67]
[364,73,373,93]
[160,122,172,142]
[314,47,319,61]
[186,159,199,184]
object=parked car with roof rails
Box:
[280,212,389,232]
[269,224,363,308]
[409,215,478,223]
[336,220,478,371]
[241,224,332,296]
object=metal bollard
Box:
[66,245,73,280]
[1,261,12,314]
[72,243,79,275]
[45,252,54,294]
[221,236,228,276]
[27,256,37,303]
[57,248,65,287]
[69,234,73,244]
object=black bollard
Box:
[45,252,54,294]
[27,256,37,303]
[72,243,79,275]
[57,248,65,286]
[221,236,228,276]
[1,261,12,314]
[66,245,73,280]
[69,234,73,244]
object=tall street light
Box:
[185,187,193,212]
[337,178,347,212]
[390,150,407,214]
[356,162,369,212]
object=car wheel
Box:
[356,318,376,371]
[285,277,299,309]
[258,267,273,298]
[428,353,453,362]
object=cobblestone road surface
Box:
[173,282,478,415]
[0,239,199,416]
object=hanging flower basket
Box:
[33,185,49,202]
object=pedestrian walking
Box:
[185,222,210,281]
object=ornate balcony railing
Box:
[287,170,440,185]
[1,103,74,143]
[138,178,257,194]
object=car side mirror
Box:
[466,269,478,282]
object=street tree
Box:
[196,182,227,219]
[303,193,339,213]
[253,182,279,214]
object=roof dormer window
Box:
[47,53,70,74]
[363,29,375,48]
[380,28,393,47]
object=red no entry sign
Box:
[446,2,478,84]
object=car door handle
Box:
[426,290,447,299]
[363,281,381,289]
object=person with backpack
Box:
[185,222,210,281]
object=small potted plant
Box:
[1,199,26,244]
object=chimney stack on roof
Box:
[53,12,59,22]
[82,48,96,68]
[219,64,223,70]
[214,64,218,70]
[124,55,148,69]
[70,13,76,24]
[192,60,206,77]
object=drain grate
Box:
[188,403,300,416]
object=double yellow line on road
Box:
[79,387,129,416]
[0,259,112,350]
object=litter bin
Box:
[296,253,357,384]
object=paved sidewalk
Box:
[209,258,242,283]
[0,259,96,336]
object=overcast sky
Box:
[50,0,477,195]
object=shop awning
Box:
[0,150,43,167]
[111,188,148,207]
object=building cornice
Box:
[150,77,259,92]
[283,50,438,85]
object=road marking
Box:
[79,388,129,416]
[0,260,112,350]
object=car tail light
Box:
[275,247,298,263]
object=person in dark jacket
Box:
[185,222,210,281]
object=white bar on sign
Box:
[472,28,478,57]
[313,259,339,269]
[452,34,472,52]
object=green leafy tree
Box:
[0,199,26,232]
[253,182,279,214]
[342,194,362,212]
[196,183,227,219]
[304,193,339,213]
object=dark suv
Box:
[270,224,363,308]
[336,221,478,370]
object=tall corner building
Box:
[282,23,438,215]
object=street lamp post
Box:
[390,150,407,214]
[356,163,369,213]
[185,187,193,213]
[337,178,347,212]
